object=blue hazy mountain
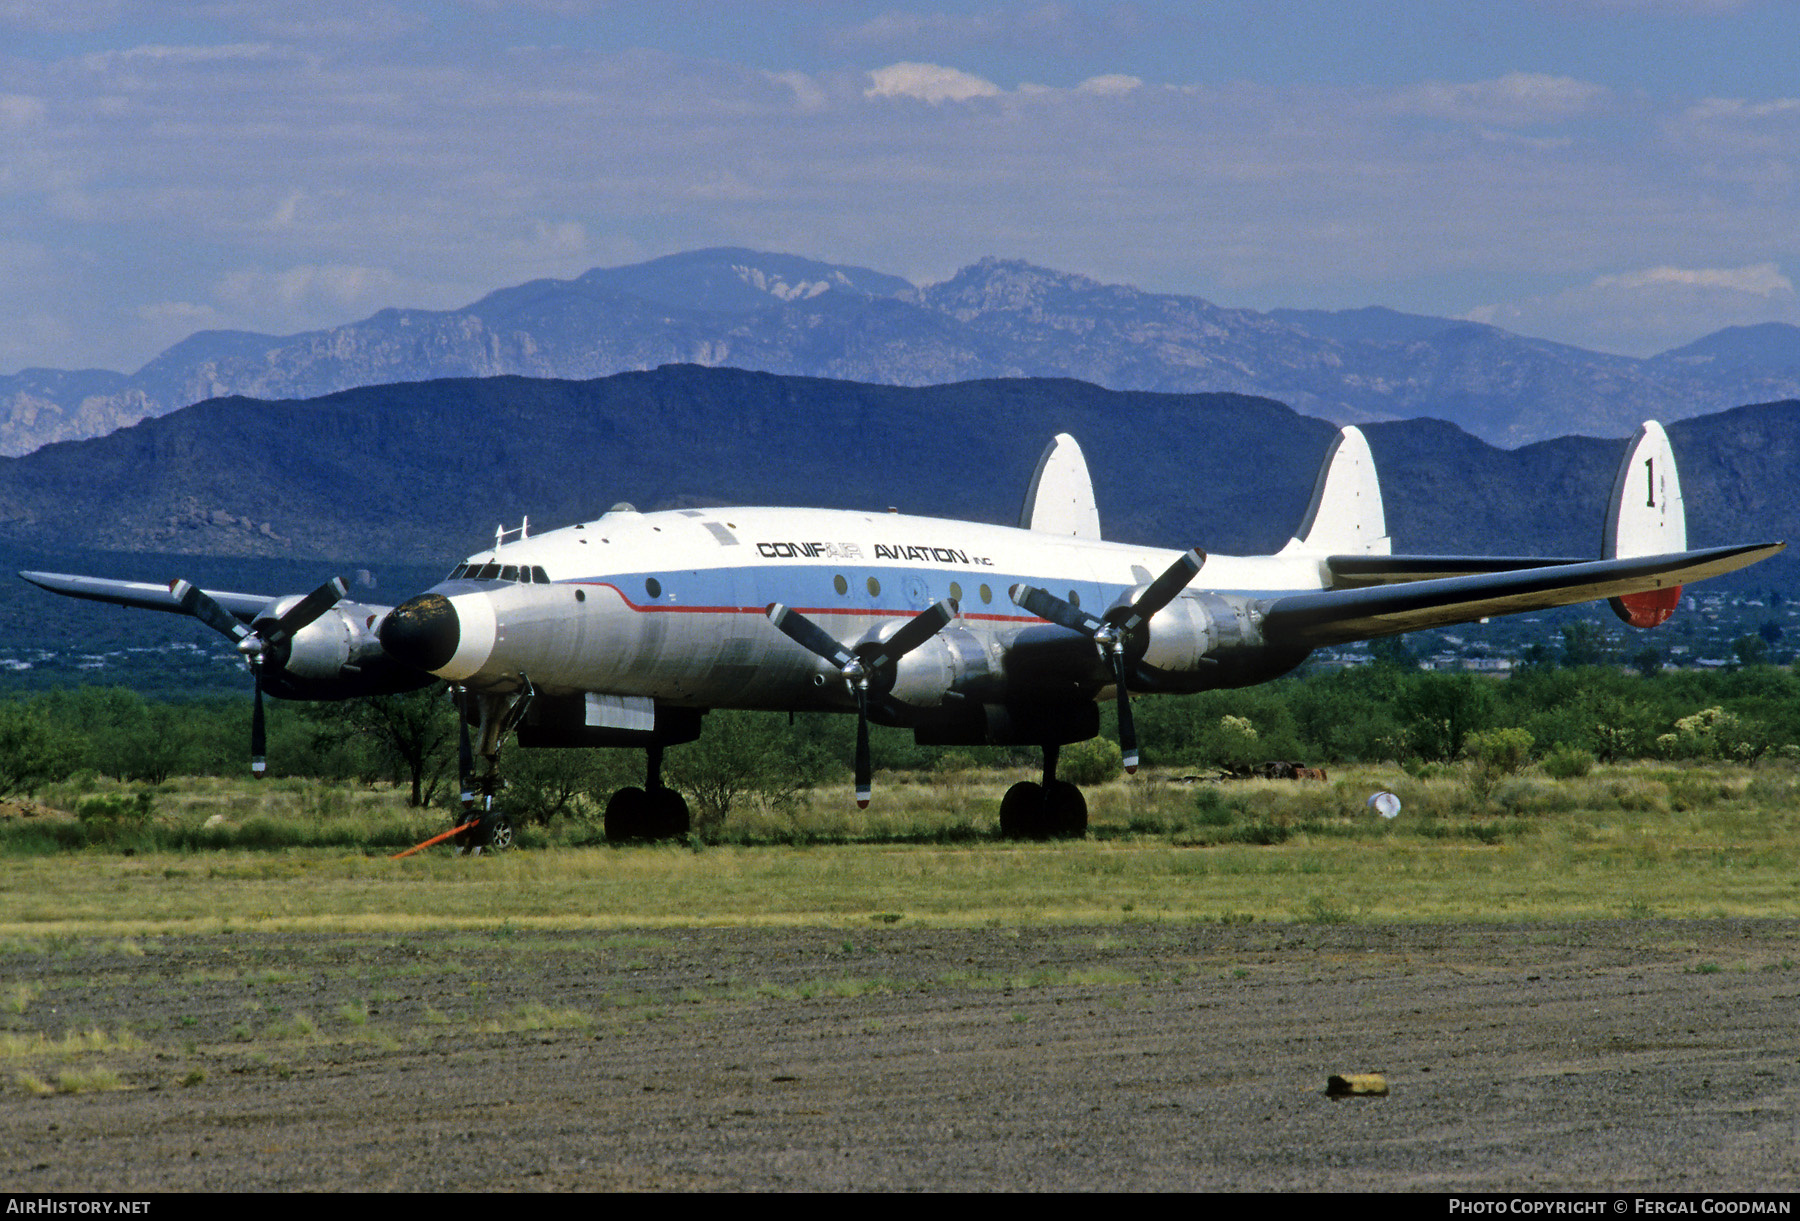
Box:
[4,249,1800,454]
[0,365,1792,584]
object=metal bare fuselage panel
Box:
[432,505,1328,710]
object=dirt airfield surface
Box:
[4,918,1798,1192]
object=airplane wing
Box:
[1261,542,1783,648]
[18,571,274,622]
[1324,554,1590,587]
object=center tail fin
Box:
[1278,426,1390,557]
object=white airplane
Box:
[21,421,1781,847]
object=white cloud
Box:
[79,43,280,71]
[1595,263,1793,297]
[215,264,403,315]
[1392,72,1610,126]
[1077,74,1142,96]
[1467,263,1800,355]
[137,300,221,328]
[865,62,1002,104]
[766,70,828,112]
[0,94,46,128]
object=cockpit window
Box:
[501,565,519,582]
[532,566,550,583]
[447,564,466,580]
[477,562,501,580]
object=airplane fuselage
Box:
[416,504,1328,716]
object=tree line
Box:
[5,658,1799,823]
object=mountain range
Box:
[6,248,1800,455]
[1,365,1793,597]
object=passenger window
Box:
[834,574,848,596]
[979,584,992,604]
[866,577,881,597]
[948,581,963,603]
[646,577,663,599]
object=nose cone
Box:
[380,593,461,673]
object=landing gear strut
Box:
[451,686,528,855]
[998,743,1089,840]
[603,743,692,842]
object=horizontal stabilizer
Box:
[18,571,273,622]
[1261,542,1783,649]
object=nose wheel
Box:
[454,800,515,855]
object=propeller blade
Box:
[769,600,961,808]
[1009,584,1105,636]
[863,599,957,670]
[250,668,267,779]
[170,579,252,643]
[1110,549,1207,633]
[853,688,872,809]
[264,577,349,647]
[1015,553,1203,781]
[765,603,857,671]
[1110,651,1139,774]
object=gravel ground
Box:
[3,919,1797,1192]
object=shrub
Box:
[1463,727,1535,774]
[1542,746,1595,779]
[1060,737,1123,786]
[74,789,156,842]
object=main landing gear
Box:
[602,743,692,842]
[998,743,1089,840]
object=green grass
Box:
[0,761,1795,932]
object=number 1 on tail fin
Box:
[1605,421,1687,628]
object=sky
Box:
[3,0,1798,375]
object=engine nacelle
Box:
[1120,589,1310,692]
[258,599,436,699]
[865,622,1004,708]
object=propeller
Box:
[1009,548,1206,774]
[170,576,348,777]
[766,598,958,807]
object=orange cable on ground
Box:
[390,818,479,859]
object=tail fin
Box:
[1020,433,1102,541]
[1278,426,1390,556]
[1604,421,1687,628]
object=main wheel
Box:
[999,780,1044,839]
[1046,780,1088,839]
[604,786,650,842]
[649,787,691,839]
